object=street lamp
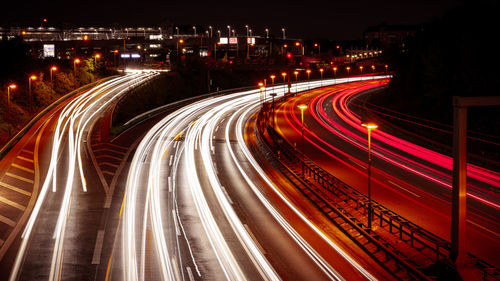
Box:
[209,26,213,37]
[319,68,324,86]
[175,26,179,36]
[73,58,81,78]
[282,28,286,39]
[306,69,311,90]
[270,74,276,87]
[94,53,101,67]
[50,66,57,88]
[281,72,287,94]
[113,49,119,66]
[298,104,308,173]
[217,30,221,37]
[385,64,388,75]
[371,64,375,73]
[6,84,16,114]
[227,25,231,37]
[193,26,197,37]
[346,66,351,81]
[28,75,37,111]
[293,71,299,93]
[333,66,338,79]
[177,39,184,56]
[314,43,320,54]
[245,25,249,37]
[265,28,269,38]
[361,122,378,231]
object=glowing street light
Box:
[50,66,57,88]
[6,84,16,114]
[281,72,287,94]
[371,64,375,72]
[333,66,338,79]
[319,68,324,86]
[385,64,388,75]
[113,49,119,66]
[208,26,213,37]
[28,75,37,111]
[314,42,320,54]
[177,39,184,56]
[265,28,269,38]
[94,53,101,66]
[281,28,286,39]
[298,104,308,172]
[306,69,311,90]
[346,66,351,81]
[361,121,378,231]
[73,58,81,78]
[227,25,231,37]
[270,74,276,87]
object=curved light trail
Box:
[121,76,383,280]
[9,71,159,281]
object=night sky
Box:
[4,0,461,40]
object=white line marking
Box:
[11,164,34,174]
[172,210,180,236]
[5,173,33,184]
[186,266,195,281]
[91,230,105,264]
[0,182,31,196]
[0,195,25,211]
[16,156,33,163]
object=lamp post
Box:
[7,84,16,114]
[270,74,276,87]
[175,27,179,36]
[314,43,320,54]
[227,25,231,37]
[298,104,308,173]
[265,28,269,38]
[50,66,57,89]
[217,30,221,37]
[209,26,213,37]
[281,28,286,39]
[73,58,81,79]
[306,69,311,90]
[193,26,197,37]
[371,65,375,73]
[319,68,324,86]
[245,25,249,37]
[346,66,351,82]
[361,122,378,231]
[258,82,264,104]
[333,67,338,79]
[281,72,287,94]
[94,53,101,67]
[113,49,119,66]
[293,70,299,92]
[28,75,37,111]
[385,64,388,75]
[177,39,184,56]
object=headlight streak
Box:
[9,72,158,281]
[120,75,384,281]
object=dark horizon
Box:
[4,0,461,40]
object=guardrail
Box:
[0,76,118,161]
[255,89,500,281]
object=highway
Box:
[0,72,158,280]
[273,78,500,267]
[105,79,393,280]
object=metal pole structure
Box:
[362,122,377,231]
[449,96,500,265]
[298,104,307,174]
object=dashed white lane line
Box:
[0,214,16,227]
[92,230,105,264]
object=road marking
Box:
[186,267,195,281]
[348,158,366,169]
[11,164,34,174]
[101,162,119,168]
[16,156,33,163]
[21,149,34,154]
[102,170,114,176]
[168,176,172,193]
[220,186,233,205]
[96,155,122,161]
[467,219,500,238]
[92,230,105,264]
[0,214,16,227]
[388,180,421,198]
[5,172,34,184]
[0,195,26,211]
[172,210,180,236]
[243,224,266,255]
[0,181,31,196]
